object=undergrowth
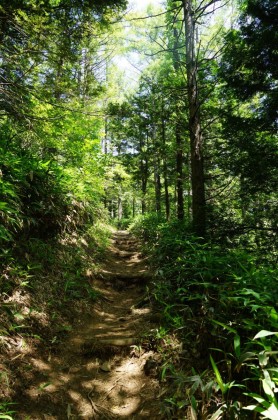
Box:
[130,213,278,419]
[0,219,111,416]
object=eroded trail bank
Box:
[15,231,162,419]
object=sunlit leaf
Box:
[254,331,278,339]
[210,355,225,394]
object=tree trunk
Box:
[176,122,185,220]
[173,27,185,221]
[161,113,170,220]
[103,116,108,209]
[132,196,136,218]
[140,132,148,214]
[183,0,206,237]
[163,160,170,220]
[154,158,162,213]
[118,195,123,221]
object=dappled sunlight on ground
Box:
[10,231,162,419]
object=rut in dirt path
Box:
[16,231,163,420]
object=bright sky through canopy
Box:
[129,0,163,11]
[112,0,163,89]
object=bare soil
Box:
[12,231,163,419]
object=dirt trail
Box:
[16,231,162,419]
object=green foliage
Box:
[132,215,277,418]
[0,137,71,244]
[116,218,132,230]
[0,0,127,248]
[211,0,278,252]
[0,402,16,419]
[23,222,110,301]
[129,212,167,244]
[241,331,278,419]
[0,0,127,118]
[221,0,277,119]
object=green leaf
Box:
[244,392,265,403]
[244,404,258,411]
[190,395,198,412]
[258,352,269,368]
[269,308,278,322]
[237,351,256,365]
[260,402,278,420]
[241,288,261,300]
[211,319,237,334]
[210,405,226,420]
[254,330,278,339]
[183,375,203,383]
[245,400,278,420]
[234,334,241,358]
[210,355,225,394]
[262,370,275,398]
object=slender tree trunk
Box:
[140,133,148,214]
[103,115,108,209]
[183,0,206,237]
[154,157,162,213]
[132,196,135,218]
[142,176,147,214]
[187,152,192,219]
[176,122,184,220]
[173,27,185,220]
[161,113,170,220]
[118,195,122,221]
[109,200,115,219]
[163,160,170,220]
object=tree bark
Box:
[161,112,170,220]
[140,132,148,214]
[183,0,206,237]
[176,122,185,220]
[154,158,162,213]
[118,195,123,221]
[173,27,185,221]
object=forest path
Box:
[17,231,162,419]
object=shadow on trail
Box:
[13,231,161,419]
